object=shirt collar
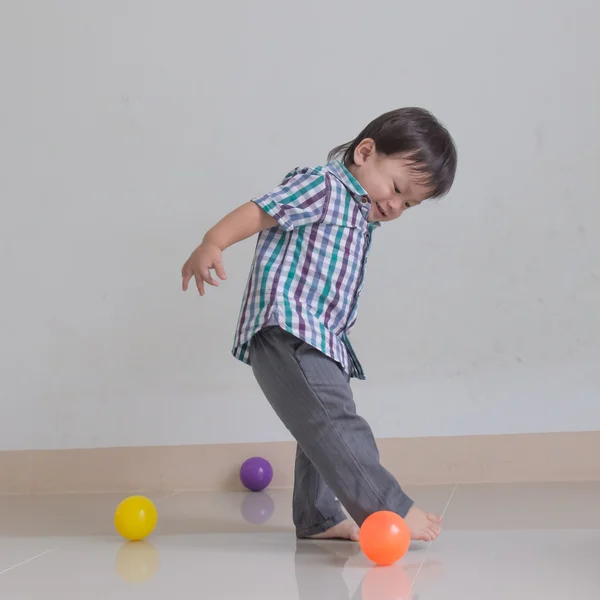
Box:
[325,161,381,227]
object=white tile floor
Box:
[0,482,599,599]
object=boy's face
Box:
[349,139,433,223]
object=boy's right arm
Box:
[181,202,277,296]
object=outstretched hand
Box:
[181,241,227,296]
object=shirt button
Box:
[361,197,368,204]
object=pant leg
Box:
[293,443,346,535]
[250,327,414,536]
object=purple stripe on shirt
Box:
[334,227,366,333]
[236,227,277,343]
[293,222,320,340]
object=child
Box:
[181,107,457,542]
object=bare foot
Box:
[404,506,442,542]
[308,519,360,541]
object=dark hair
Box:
[328,107,457,198]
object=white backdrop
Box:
[1,0,598,450]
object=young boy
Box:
[181,107,457,542]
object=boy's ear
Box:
[353,138,376,166]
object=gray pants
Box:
[250,326,414,537]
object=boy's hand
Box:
[181,201,275,297]
[181,241,227,296]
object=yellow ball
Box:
[114,496,158,541]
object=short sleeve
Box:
[251,167,329,231]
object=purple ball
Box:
[240,457,273,492]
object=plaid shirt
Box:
[232,161,379,379]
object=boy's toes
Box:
[428,525,441,540]
[405,506,444,542]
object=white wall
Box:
[1,0,598,451]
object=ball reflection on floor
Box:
[240,492,275,525]
[115,541,159,583]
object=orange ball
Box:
[359,511,411,566]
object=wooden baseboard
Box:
[1,431,599,494]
